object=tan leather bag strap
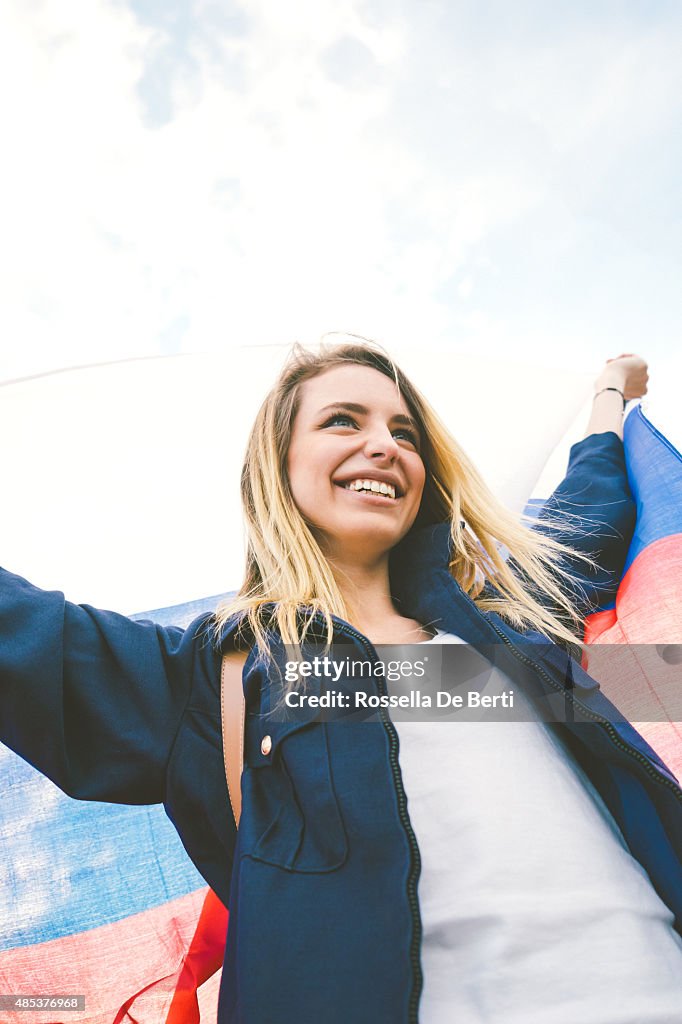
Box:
[220,650,247,829]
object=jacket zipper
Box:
[326,616,423,1024]
[483,616,682,801]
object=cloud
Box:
[0,0,680,383]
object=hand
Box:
[595,353,649,401]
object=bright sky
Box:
[1,0,680,384]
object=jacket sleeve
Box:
[531,430,636,620]
[0,566,204,805]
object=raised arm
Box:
[534,355,648,619]
[583,352,649,440]
[0,566,212,805]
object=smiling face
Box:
[286,363,426,563]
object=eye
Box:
[393,427,420,447]
[323,413,357,428]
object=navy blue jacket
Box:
[1,431,681,1024]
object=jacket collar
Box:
[389,521,502,647]
[390,520,453,580]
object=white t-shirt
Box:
[391,629,682,1024]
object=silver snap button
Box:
[260,735,272,756]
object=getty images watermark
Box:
[283,651,514,712]
[268,642,682,724]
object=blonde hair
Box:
[213,337,594,664]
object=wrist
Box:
[594,367,627,393]
[593,385,626,410]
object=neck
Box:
[326,553,398,632]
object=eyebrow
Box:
[317,401,420,436]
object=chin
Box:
[337,526,404,556]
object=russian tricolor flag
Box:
[581,405,682,781]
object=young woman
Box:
[1,341,680,1024]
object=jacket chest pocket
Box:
[241,715,348,873]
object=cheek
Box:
[407,466,427,519]
[412,461,427,498]
[286,446,327,516]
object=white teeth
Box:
[343,478,397,499]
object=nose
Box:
[363,424,400,462]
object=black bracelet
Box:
[593,386,626,410]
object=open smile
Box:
[333,476,403,499]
